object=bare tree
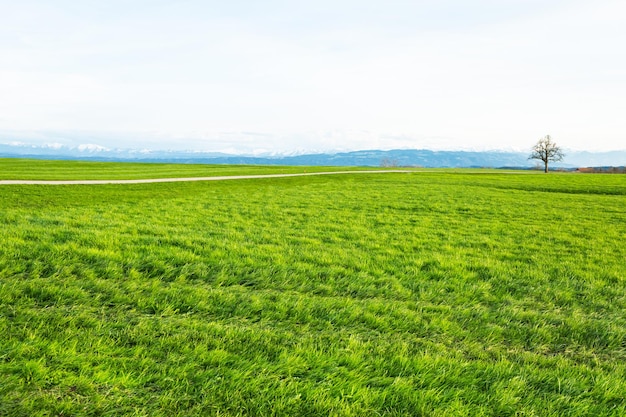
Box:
[529,135,565,173]
[380,157,399,168]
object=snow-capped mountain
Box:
[1,142,625,168]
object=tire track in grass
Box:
[0,170,411,185]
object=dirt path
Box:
[0,170,411,185]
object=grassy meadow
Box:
[0,158,367,180]
[1,160,625,416]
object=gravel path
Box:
[0,170,411,185]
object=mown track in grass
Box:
[1,163,625,416]
[0,170,411,185]
[0,158,373,180]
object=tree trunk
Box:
[544,161,549,173]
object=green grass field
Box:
[0,158,370,180]
[1,160,625,416]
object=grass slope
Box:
[1,164,625,416]
[0,158,367,180]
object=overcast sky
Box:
[1,0,625,154]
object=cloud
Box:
[0,0,624,152]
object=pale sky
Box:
[1,0,625,154]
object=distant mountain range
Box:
[1,143,625,168]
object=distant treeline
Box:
[575,166,626,173]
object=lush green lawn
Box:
[1,162,625,416]
[0,158,370,180]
